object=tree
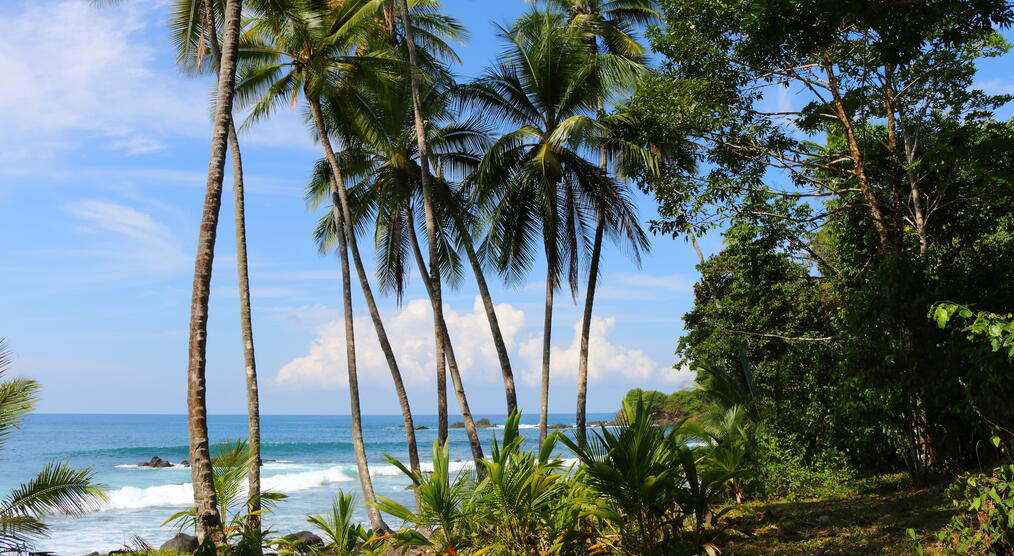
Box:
[0,339,105,550]
[236,0,393,532]
[390,0,483,461]
[633,0,1014,480]
[182,0,243,540]
[169,0,264,536]
[310,79,495,470]
[463,10,616,445]
[535,0,659,449]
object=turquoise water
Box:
[3,413,609,554]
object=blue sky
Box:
[1,0,1011,415]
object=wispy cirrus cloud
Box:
[63,199,188,274]
[0,0,207,162]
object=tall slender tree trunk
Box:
[822,51,893,252]
[202,0,262,537]
[228,123,262,537]
[575,213,604,449]
[454,216,518,415]
[306,95,389,534]
[329,181,420,477]
[185,0,241,542]
[539,255,555,447]
[406,208,485,464]
[396,0,456,448]
[576,112,608,449]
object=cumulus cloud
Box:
[659,363,697,390]
[518,316,660,386]
[276,297,525,389]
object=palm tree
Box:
[0,339,105,550]
[235,0,394,532]
[462,11,617,445]
[393,0,487,454]
[169,0,265,534]
[306,159,423,479]
[533,0,657,449]
[313,74,489,465]
[182,0,243,541]
[95,0,251,541]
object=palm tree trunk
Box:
[185,0,241,542]
[539,265,555,447]
[202,0,262,536]
[332,182,421,478]
[228,122,262,537]
[535,234,559,446]
[306,95,389,534]
[406,208,485,464]
[576,212,604,449]
[454,216,518,415]
[395,0,464,452]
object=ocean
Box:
[3,412,612,555]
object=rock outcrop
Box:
[160,533,199,552]
[283,531,323,546]
[450,418,495,429]
[137,456,172,468]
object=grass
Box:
[714,474,956,555]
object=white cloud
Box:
[66,200,168,240]
[975,79,1014,96]
[0,1,208,161]
[597,273,695,300]
[63,199,188,273]
[276,297,525,389]
[659,363,697,390]
[518,315,659,386]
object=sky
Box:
[1,0,1011,416]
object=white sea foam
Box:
[97,456,578,513]
[97,464,357,511]
[101,482,195,510]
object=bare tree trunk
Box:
[202,0,261,538]
[333,182,421,477]
[454,216,518,415]
[307,95,389,534]
[539,259,555,447]
[406,208,485,464]
[395,0,459,449]
[228,123,262,539]
[576,213,604,449]
[822,51,893,252]
[185,0,241,542]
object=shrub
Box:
[938,463,1014,554]
[753,432,857,501]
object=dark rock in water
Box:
[548,423,569,430]
[414,425,429,430]
[160,532,199,552]
[587,421,610,427]
[450,418,494,429]
[179,459,190,467]
[137,456,172,468]
[283,531,323,546]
